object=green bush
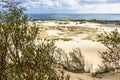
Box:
[68,48,85,73]
[99,29,120,73]
[0,1,70,80]
[57,48,85,73]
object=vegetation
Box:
[0,1,70,80]
[56,48,85,73]
[98,29,120,73]
[38,25,97,41]
[1,1,120,80]
[68,48,85,73]
[57,21,70,25]
[38,37,72,41]
[57,26,97,36]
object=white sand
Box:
[46,30,62,36]
[35,20,120,80]
[55,40,106,71]
[35,20,120,71]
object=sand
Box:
[34,20,120,80]
[36,20,120,69]
[55,40,106,72]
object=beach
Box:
[1,0,120,80]
[33,20,120,80]
[34,20,120,68]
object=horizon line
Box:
[26,13,120,14]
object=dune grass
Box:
[37,25,98,41]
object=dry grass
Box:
[37,35,72,41]
[37,26,98,41]
[36,20,101,41]
[65,26,97,37]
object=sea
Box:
[28,14,120,21]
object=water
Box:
[28,14,120,21]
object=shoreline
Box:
[27,13,120,21]
[29,19,120,22]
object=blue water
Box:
[28,14,120,21]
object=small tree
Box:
[0,1,70,80]
[99,29,120,72]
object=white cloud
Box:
[22,0,80,9]
[76,3,120,13]
[60,0,80,9]
[22,0,120,13]
[84,0,106,2]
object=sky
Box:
[1,0,120,14]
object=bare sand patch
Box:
[34,20,120,80]
[55,40,106,71]
[35,20,120,69]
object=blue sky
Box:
[1,0,120,14]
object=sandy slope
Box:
[35,20,120,80]
[55,40,106,72]
[36,20,120,70]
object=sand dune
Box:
[55,40,106,72]
[35,20,120,70]
[35,20,120,80]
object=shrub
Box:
[0,1,70,80]
[58,48,85,73]
[69,48,85,72]
[99,29,120,73]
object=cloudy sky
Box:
[11,0,120,13]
